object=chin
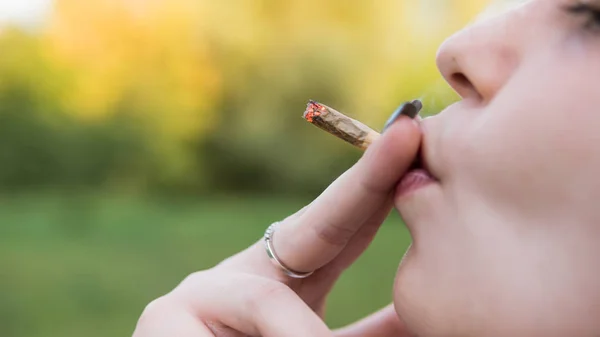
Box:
[392,258,466,337]
[392,253,436,337]
[391,186,456,336]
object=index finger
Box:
[274,105,421,273]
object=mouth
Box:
[396,145,439,198]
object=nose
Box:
[435,8,522,103]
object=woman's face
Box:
[393,0,600,336]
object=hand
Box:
[132,114,421,337]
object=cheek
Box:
[446,71,600,219]
[393,66,600,336]
[395,28,600,337]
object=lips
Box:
[397,169,435,194]
[396,143,439,197]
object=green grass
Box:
[0,192,412,337]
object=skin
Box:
[395,0,600,336]
[133,114,421,337]
[133,0,600,336]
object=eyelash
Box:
[564,1,600,31]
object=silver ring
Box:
[264,222,314,279]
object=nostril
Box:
[451,73,473,90]
[450,72,482,100]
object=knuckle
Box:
[136,271,210,331]
[177,270,212,291]
[136,295,172,330]
[246,280,292,313]
[180,270,206,285]
[313,219,355,247]
[358,169,387,195]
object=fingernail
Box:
[411,99,423,114]
[383,101,420,132]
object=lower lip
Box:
[395,169,436,198]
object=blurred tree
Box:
[0,0,490,195]
[45,0,222,187]
[0,28,149,192]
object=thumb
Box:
[333,304,412,337]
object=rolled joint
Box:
[304,100,386,150]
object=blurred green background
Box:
[0,0,490,336]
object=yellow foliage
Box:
[30,0,490,181]
[44,0,221,134]
[43,0,489,119]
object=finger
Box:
[175,271,334,337]
[133,298,215,337]
[333,304,411,337]
[275,114,421,272]
[297,197,394,307]
[328,196,394,271]
[311,195,394,285]
[220,197,391,285]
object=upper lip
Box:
[410,151,433,174]
[408,128,439,180]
